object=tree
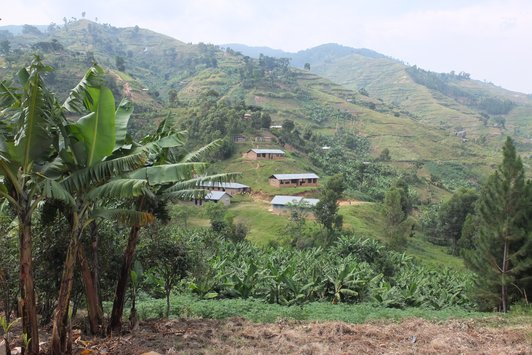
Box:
[115,56,125,71]
[304,63,310,71]
[168,88,178,106]
[378,148,391,161]
[382,187,407,250]
[438,188,478,255]
[0,58,60,354]
[314,174,345,244]
[49,65,152,353]
[0,40,10,56]
[138,224,189,317]
[463,137,531,311]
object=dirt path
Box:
[48,317,531,354]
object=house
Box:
[233,135,247,143]
[270,195,319,214]
[194,191,231,206]
[198,181,251,195]
[254,136,274,143]
[244,148,285,160]
[268,173,319,187]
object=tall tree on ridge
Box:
[464,137,531,312]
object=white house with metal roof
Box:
[244,148,285,160]
[270,195,319,214]
[268,173,319,187]
[194,190,231,206]
[198,181,251,195]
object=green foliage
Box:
[173,230,474,310]
[314,174,345,242]
[463,137,531,311]
[138,223,190,317]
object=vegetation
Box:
[0,19,531,354]
[462,138,531,312]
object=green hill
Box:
[0,20,528,259]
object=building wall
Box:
[269,178,319,187]
[244,151,284,160]
[219,195,231,206]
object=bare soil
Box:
[32,317,532,354]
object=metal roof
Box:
[205,191,231,201]
[270,173,319,180]
[249,148,285,154]
[270,195,319,207]
[199,181,250,189]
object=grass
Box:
[127,293,531,325]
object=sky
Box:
[3,0,532,93]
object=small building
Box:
[269,173,319,188]
[244,148,285,160]
[194,191,231,206]
[233,135,247,143]
[254,136,274,143]
[198,181,251,195]
[270,125,282,129]
[270,195,319,214]
[243,113,252,120]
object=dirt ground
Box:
[30,317,531,354]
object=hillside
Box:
[225,42,532,173]
[0,21,527,201]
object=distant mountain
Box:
[221,42,388,68]
[0,19,529,181]
[223,42,532,161]
[222,43,290,59]
[0,25,48,35]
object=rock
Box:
[0,340,6,355]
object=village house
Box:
[233,135,247,143]
[244,148,285,160]
[268,173,320,187]
[198,181,251,195]
[254,136,274,143]
[194,191,231,206]
[270,195,319,214]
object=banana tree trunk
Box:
[108,224,141,334]
[78,245,103,335]
[18,203,40,355]
[50,214,81,355]
[89,221,102,309]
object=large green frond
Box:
[14,58,56,171]
[62,152,147,193]
[85,178,148,201]
[114,98,133,150]
[92,208,154,226]
[163,173,241,194]
[62,64,105,113]
[180,139,221,162]
[129,162,207,186]
[41,178,75,206]
[164,188,207,201]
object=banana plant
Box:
[0,57,61,354]
[48,65,154,354]
[108,111,239,333]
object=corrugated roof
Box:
[199,181,250,189]
[270,195,319,207]
[270,173,319,180]
[205,191,231,201]
[249,149,285,154]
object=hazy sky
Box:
[3,0,532,93]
